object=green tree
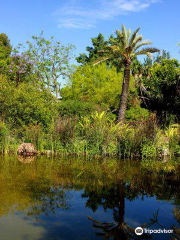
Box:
[0,75,58,130]
[0,33,11,59]
[23,32,75,99]
[76,33,107,64]
[143,59,180,124]
[0,33,12,74]
[94,25,159,122]
[61,63,136,112]
[8,53,34,86]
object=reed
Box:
[0,116,180,158]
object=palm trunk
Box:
[118,63,131,123]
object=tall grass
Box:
[0,114,180,158]
[0,122,11,154]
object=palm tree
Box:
[94,25,159,123]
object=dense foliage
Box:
[62,63,134,110]
[143,59,180,124]
[0,28,180,157]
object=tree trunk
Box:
[54,79,58,100]
[118,64,131,123]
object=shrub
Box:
[0,77,58,130]
[165,124,180,156]
[58,99,94,117]
[79,111,119,155]
[125,105,149,122]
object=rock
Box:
[17,143,37,156]
[45,150,52,156]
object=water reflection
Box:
[172,208,180,239]
[17,155,36,164]
[88,181,152,240]
[0,156,179,240]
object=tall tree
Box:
[142,59,180,124]
[8,53,33,86]
[76,33,108,64]
[0,33,12,74]
[22,32,75,99]
[0,33,11,59]
[94,25,159,123]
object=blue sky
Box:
[0,0,180,61]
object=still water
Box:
[0,155,179,240]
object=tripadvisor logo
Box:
[135,227,174,235]
[135,227,143,235]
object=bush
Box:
[58,99,94,117]
[0,76,58,130]
[78,111,119,155]
[125,105,149,122]
[165,124,180,156]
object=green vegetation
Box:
[93,25,159,122]
[0,26,180,157]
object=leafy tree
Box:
[8,53,34,86]
[22,32,75,98]
[94,25,159,122]
[61,63,136,112]
[0,33,11,59]
[155,50,171,63]
[0,33,12,74]
[0,76,58,130]
[131,50,171,104]
[142,50,171,70]
[143,59,180,124]
[76,33,108,64]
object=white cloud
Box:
[55,0,162,29]
[58,19,95,29]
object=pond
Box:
[0,155,180,240]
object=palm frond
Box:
[109,37,117,44]
[98,50,111,54]
[93,56,111,65]
[135,47,160,57]
[129,27,140,46]
[127,29,131,40]
[134,40,152,52]
[131,35,143,48]
[92,25,159,66]
[122,25,128,47]
[146,52,153,59]
[116,29,126,48]
[103,45,120,52]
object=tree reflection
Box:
[172,208,180,240]
[0,155,180,236]
[88,181,152,239]
[83,165,180,240]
